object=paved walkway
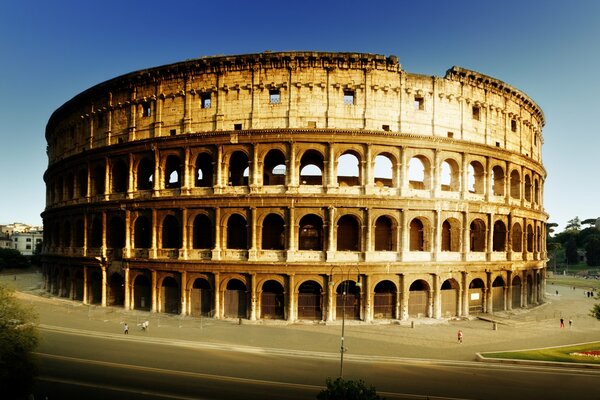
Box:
[3,271,600,362]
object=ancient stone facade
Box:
[42,52,547,321]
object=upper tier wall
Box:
[46,52,544,165]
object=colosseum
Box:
[42,51,547,322]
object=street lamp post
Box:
[329,265,361,378]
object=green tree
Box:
[565,238,579,265]
[565,217,581,232]
[317,377,383,400]
[591,302,600,320]
[0,285,39,399]
[582,218,598,227]
[585,235,600,266]
[0,248,30,270]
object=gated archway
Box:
[526,275,534,305]
[107,273,124,306]
[60,269,71,298]
[161,276,180,314]
[336,280,361,320]
[88,270,102,305]
[133,274,151,311]
[224,279,247,318]
[512,276,522,308]
[74,269,84,301]
[492,276,505,312]
[261,280,285,319]
[190,278,213,317]
[373,280,396,319]
[441,279,459,317]
[297,280,323,320]
[408,280,430,317]
[469,278,485,313]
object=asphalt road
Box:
[32,329,600,400]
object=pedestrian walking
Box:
[569,319,573,328]
[560,318,564,328]
[457,330,463,344]
[124,323,129,334]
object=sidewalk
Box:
[3,270,600,363]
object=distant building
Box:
[0,223,44,255]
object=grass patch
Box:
[547,275,600,291]
[483,342,600,364]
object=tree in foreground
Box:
[0,248,30,270]
[317,377,383,400]
[0,284,39,399]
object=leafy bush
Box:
[592,303,600,320]
[317,377,383,400]
[0,248,30,270]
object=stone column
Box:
[506,270,513,311]
[250,273,257,320]
[101,265,107,307]
[461,271,469,317]
[326,206,336,261]
[104,157,110,200]
[151,209,158,259]
[248,207,258,261]
[432,273,441,319]
[183,147,191,193]
[326,144,336,189]
[286,206,296,261]
[125,210,131,259]
[460,153,468,199]
[287,142,297,189]
[287,274,295,321]
[327,274,335,322]
[151,269,157,313]
[364,274,372,322]
[212,207,221,260]
[180,270,187,316]
[214,272,221,319]
[364,208,372,254]
[364,144,373,189]
[462,211,470,261]
[153,147,160,195]
[486,271,493,313]
[487,212,494,261]
[181,208,188,260]
[82,266,88,305]
[400,274,408,320]
[128,153,134,199]
[101,211,107,259]
[124,266,130,310]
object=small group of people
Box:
[559,318,573,328]
[123,320,149,334]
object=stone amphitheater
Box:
[42,51,547,322]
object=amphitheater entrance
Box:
[373,280,396,319]
[261,280,285,319]
[161,277,180,314]
[190,278,213,317]
[87,270,102,304]
[224,279,247,318]
[60,269,71,298]
[440,279,459,317]
[297,280,322,320]
[526,275,534,305]
[106,273,124,306]
[408,280,430,318]
[133,274,151,311]
[336,280,361,320]
[468,278,485,313]
[492,277,505,312]
[512,276,522,308]
[74,269,84,301]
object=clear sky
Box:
[0,0,598,231]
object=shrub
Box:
[317,377,383,400]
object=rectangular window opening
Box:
[142,102,151,117]
[472,106,480,121]
[343,90,355,105]
[269,89,281,104]
[170,129,177,136]
[414,96,424,110]
[511,119,517,132]
[307,121,317,128]
[234,123,242,131]
[447,131,454,138]
[382,125,390,131]
[201,93,211,109]
[496,142,501,147]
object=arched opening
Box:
[468,161,485,194]
[510,170,521,199]
[468,278,485,313]
[133,274,151,310]
[227,214,248,249]
[299,150,324,185]
[374,216,394,251]
[492,166,505,196]
[191,278,213,317]
[526,275,534,305]
[261,280,285,319]
[512,223,523,252]
[224,279,247,318]
[493,220,507,251]
[161,276,180,314]
[134,216,152,249]
[336,280,361,320]
[107,273,124,306]
[263,149,287,186]
[261,214,285,250]
[534,178,540,204]
[440,159,460,192]
[161,215,181,249]
[297,280,322,320]
[74,269,84,301]
[337,215,360,251]
[536,226,542,253]
[75,219,84,247]
[137,157,154,190]
[111,159,128,193]
[60,269,71,298]
[337,152,360,186]
[408,156,429,190]
[62,221,71,247]
[409,218,425,251]
[55,177,63,202]
[164,155,182,189]
[470,218,486,252]
[88,270,102,305]
[524,175,532,202]
[66,173,74,200]
[89,216,103,248]
[374,154,393,187]
[298,214,323,251]
[511,276,522,308]
[408,280,429,317]
[107,216,125,249]
[373,280,396,319]
[195,153,214,187]
[441,218,460,252]
[91,164,105,196]
[492,276,505,311]
[78,168,88,197]
[192,214,213,249]
[228,151,249,186]
[526,225,534,253]
[441,279,459,317]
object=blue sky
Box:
[0,0,598,231]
